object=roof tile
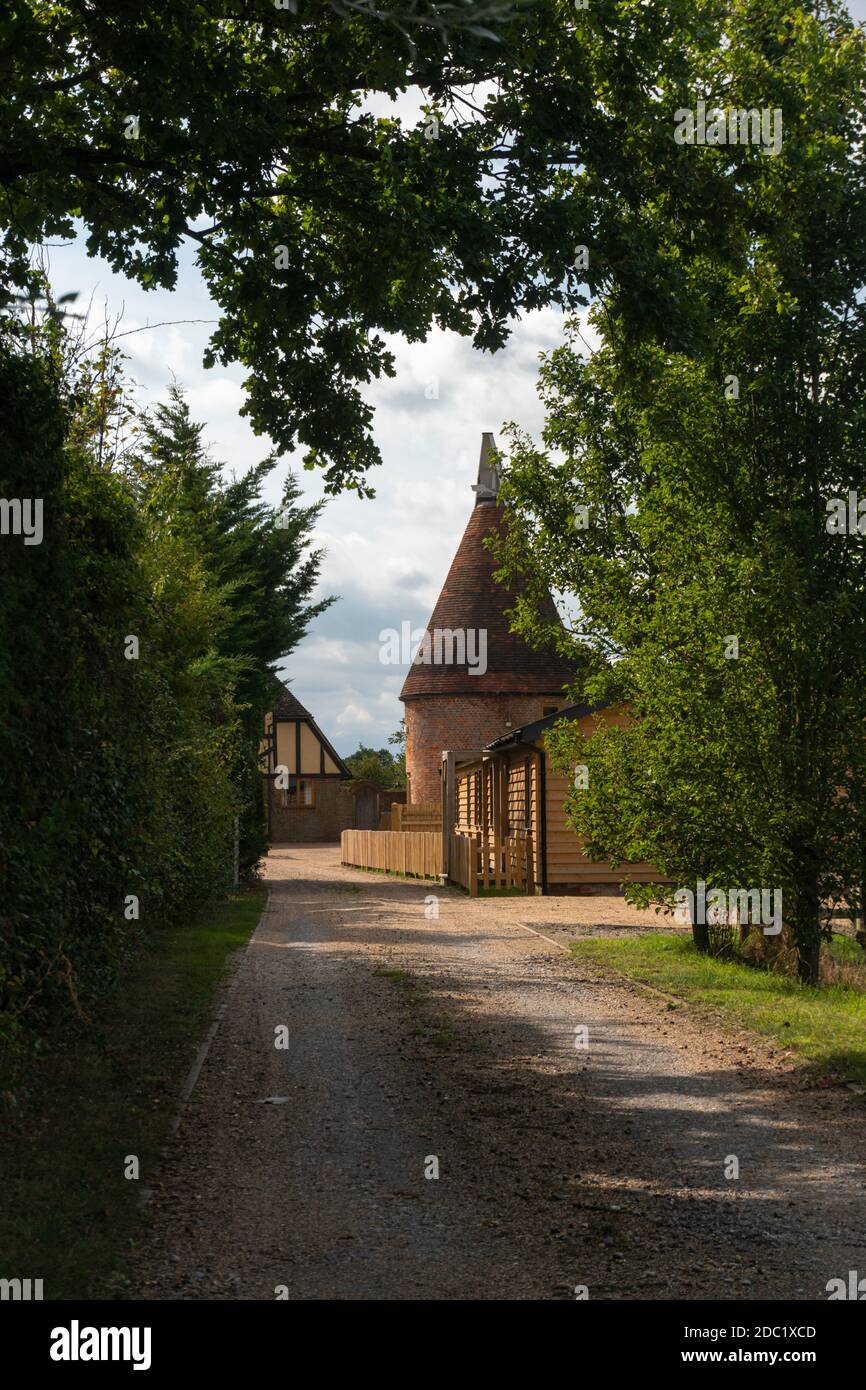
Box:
[400,500,574,699]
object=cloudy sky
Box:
[43,1,866,756]
[47,230,571,756]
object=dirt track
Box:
[134,844,866,1301]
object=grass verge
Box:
[0,887,266,1299]
[570,934,866,1085]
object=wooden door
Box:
[354,786,379,830]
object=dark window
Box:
[279,778,316,809]
[298,779,315,807]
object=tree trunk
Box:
[797,941,820,986]
[691,918,709,953]
[787,833,821,985]
[856,876,866,955]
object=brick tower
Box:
[400,434,574,804]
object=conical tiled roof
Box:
[400,437,574,699]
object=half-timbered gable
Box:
[262,679,352,841]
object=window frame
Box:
[278,777,317,809]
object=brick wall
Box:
[404,694,567,804]
[267,778,354,843]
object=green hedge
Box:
[0,332,324,1044]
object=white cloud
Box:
[335,701,376,728]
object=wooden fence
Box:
[341,829,442,879]
[483,832,534,892]
[447,831,534,895]
[391,800,441,832]
[448,832,478,896]
[341,826,533,895]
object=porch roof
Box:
[483,700,610,752]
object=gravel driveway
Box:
[134,844,866,1300]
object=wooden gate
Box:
[352,785,380,830]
